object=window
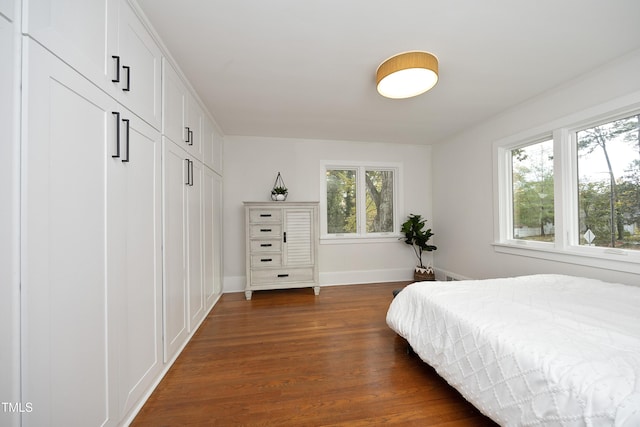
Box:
[577,115,640,250]
[321,162,401,241]
[494,98,640,273]
[511,138,555,242]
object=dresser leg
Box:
[245,290,252,300]
[313,286,320,296]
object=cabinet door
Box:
[0,14,19,427]
[162,59,186,146]
[21,39,118,427]
[23,0,116,92]
[162,59,203,160]
[184,92,203,160]
[203,167,223,310]
[203,115,224,174]
[284,209,315,266]
[162,139,189,362]
[115,0,162,129]
[188,159,204,330]
[110,111,163,418]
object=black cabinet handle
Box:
[185,127,190,144]
[111,56,120,83]
[188,129,194,146]
[283,232,287,243]
[112,112,120,158]
[260,258,273,262]
[260,243,272,247]
[122,65,130,91]
[277,274,289,278]
[260,228,272,232]
[260,214,272,217]
[122,118,130,163]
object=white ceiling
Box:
[137,0,640,145]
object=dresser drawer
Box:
[249,208,281,223]
[251,268,314,285]
[249,224,282,238]
[250,240,282,253]
[251,254,282,267]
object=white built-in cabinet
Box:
[22,38,163,426]
[0,9,20,427]
[23,0,162,128]
[163,139,220,362]
[161,54,224,364]
[163,58,223,174]
[18,0,224,426]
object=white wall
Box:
[223,136,433,292]
[432,48,640,286]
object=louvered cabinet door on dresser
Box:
[244,202,320,300]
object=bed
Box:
[386,274,640,426]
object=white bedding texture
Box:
[386,274,640,426]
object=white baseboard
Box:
[435,268,472,281]
[223,268,414,293]
[319,268,412,286]
[223,275,246,293]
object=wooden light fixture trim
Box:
[376,51,439,99]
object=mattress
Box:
[386,274,640,426]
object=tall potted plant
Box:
[400,214,437,281]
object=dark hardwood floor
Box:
[132,282,497,426]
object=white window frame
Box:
[494,91,640,275]
[320,160,403,244]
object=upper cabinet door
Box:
[23,0,116,91]
[203,116,223,174]
[184,92,203,160]
[114,0,162,129]
[162,58,205,161]
[162,59,186,147]
[23,0,162,129]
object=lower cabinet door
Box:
[162,139,189,362]
[187,159,204,331]
[202,166,223,310]
[21,40,119,427]
[111,111,163,418]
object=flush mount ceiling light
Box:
[376,51,439,99]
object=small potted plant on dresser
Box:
[271,186,288,201]
[270,172,288,201]
[400,214,437,281]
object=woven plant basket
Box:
[414,268,435,282]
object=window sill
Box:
[321,234,402,245]
[492,242,640,275]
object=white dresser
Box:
[244,202,320,300]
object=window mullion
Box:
[554,128,571,249]
[357,167,365,235]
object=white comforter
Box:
[386,274,640,426]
